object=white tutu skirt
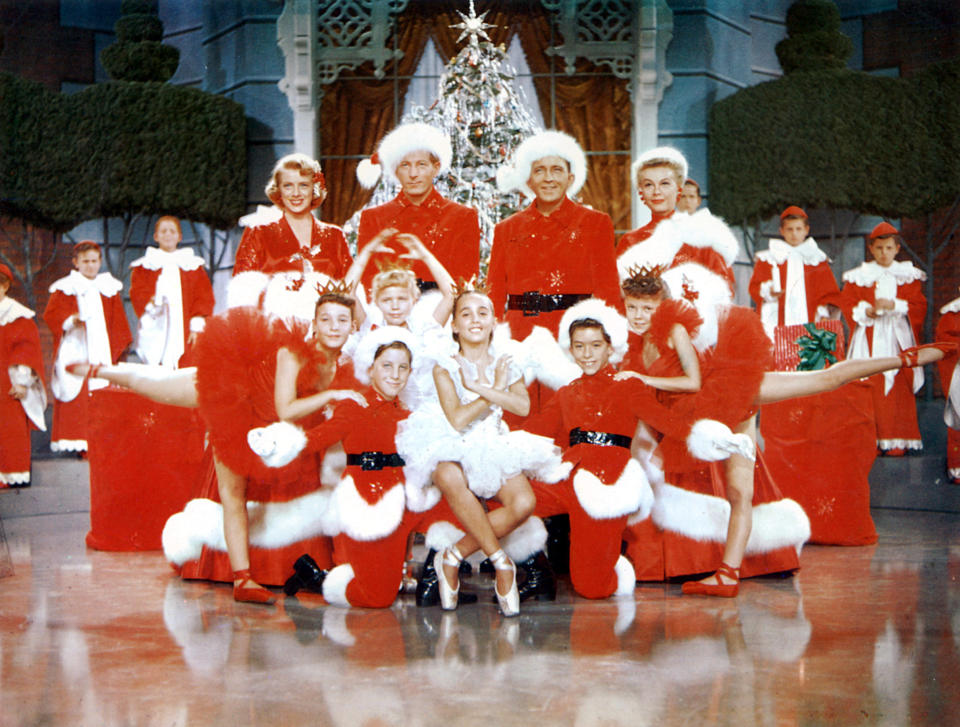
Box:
[396,401,570,500]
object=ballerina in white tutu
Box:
[397,286,571,616]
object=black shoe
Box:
[478,557,494,575]
[544,515,570,575]
[283,554,327,596]
[416,549,478,607]
[517,551,557,602]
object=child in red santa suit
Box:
[936,287,960,483]
[44,241,131,454]
[129,216,214,368]
[248,326,465,609]
[0,264,47,486]
[840,222,928,455]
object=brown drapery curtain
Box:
[319,2,631,234]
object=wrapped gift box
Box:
[773,320,845,372]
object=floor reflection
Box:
[0,509,958,726]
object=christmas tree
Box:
[345,1,540,276]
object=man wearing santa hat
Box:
[355,122,480,293]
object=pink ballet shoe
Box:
[898,342,958,368]
[681,562,740,598]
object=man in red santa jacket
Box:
[355,122,480,294]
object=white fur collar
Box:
[49,270,123,297]
[0,296,35,326]
[130,246,206,271]
[941,296,960,315]
[239,204,284,229]
[759,237,827,265]
[842,260,926,287]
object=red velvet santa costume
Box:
[247,326,466,608]
[129,245,214,368]
[44,245,131,453]
[750,208,877,545]
[839,222,928,453]
[162,308,353,586]
[489,130,622,343]
[616,171,809,580]
[355,123,480,293]
[0,265,47,486]
[936,294,960,483]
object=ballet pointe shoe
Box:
[416,549,478,607]
[490,549,519,617]
[899,342,958,367]
[435,546,463,611]
[232,569,276,605]
[283,554,327,597]
[681,562,740,598]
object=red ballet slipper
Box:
[898,342,959,368]
[232,569,276,605]
[681,562,740,598]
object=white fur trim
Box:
[687,419,755,462]
[321,564,355,608]
[189,316,206,333]
[0,297,35,325]
[404,480,442,512]
[497,130,587,199]
[501,516,548,563]
[651,481,810,554]
[356,158,383,189]
[247,421,308,469]
[558,298,629,365]
[261,271,333,322]
[351,325,419,385]
[49,270,123,298]
[239,204,283,229]
[572,458,652,520]
[226,271,269,309]
[614,555,636,595]
[161,489,339,566]
[517,325,582,389]
[759,237,826,266]
[632,146,688,186]
[130,247,206,271]
[333,476,406,541]
[424,520,466,552]
[940,296,960,315]
[0,470,30,485]
[51,438,87,452]
[372,123,452,186]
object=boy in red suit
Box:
[0,264,46,486]
[44,241,131,454]
[840,222,928,455]
[355,123,480,294]
[749,206,840,339]
[129,216,214,368]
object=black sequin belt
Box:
[568,428,632,449]
[507,291,590,316]
[346,452,406,470]
[417,279,439,292]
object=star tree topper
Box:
[452,0,494,47]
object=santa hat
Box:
[356,123,453,188]
[630,146,688,187]
[869,221,899,240]
[351,325,419,385]
[496,130,587,199]
[779,205,807,220]
[557,298,628,365]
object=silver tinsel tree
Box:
[345,1,540,277]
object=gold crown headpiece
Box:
[373,258,414,274]
[451,275,490,298]
[315,278,354,296]
[625,263,669,281]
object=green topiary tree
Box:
[100,0,179,83]
[775,0,854,73]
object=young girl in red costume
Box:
[129,216,214,368]
[69,290,364,604]
[0,264,46,486]
[249,326,464,608]
[45,241,131,454]
[397,287,572,616]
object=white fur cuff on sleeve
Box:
[247,421,308,468]
[687,419,756,462]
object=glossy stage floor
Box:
[1,507,958,726]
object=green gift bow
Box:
[794,323,837,371]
